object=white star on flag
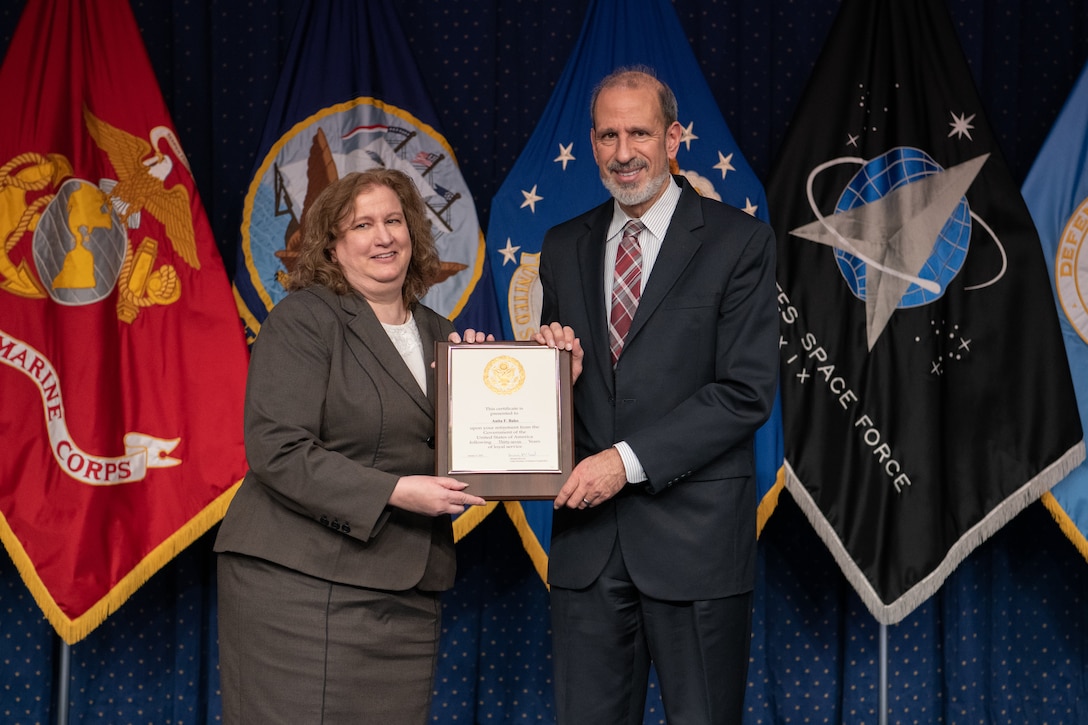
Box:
[680,121,698,151]
[713,150,735,178]
[948,111,975,140]
[554,142,575,170]
[520,184,543,212]
[499,238,521,265]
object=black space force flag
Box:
[768,0,1084,624]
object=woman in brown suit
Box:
[215,168,487,724]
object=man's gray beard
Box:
[601,169,669,209]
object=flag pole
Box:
[878,622,888,725]
[54,635,70,725]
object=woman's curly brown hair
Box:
[284,168,440,308]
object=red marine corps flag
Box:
[0,0,249,642]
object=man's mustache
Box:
[608,160,648,174]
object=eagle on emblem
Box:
[83,107,200,269]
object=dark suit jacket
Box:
[539,176,778,601]
[214,285,457,591]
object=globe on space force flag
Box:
[231,0,503,536]
[485,0,782,576]
[769,0,1084,624]
[233,0,501,343]
[1022,60,1088,561]
[0,0,249,643]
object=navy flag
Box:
[231,0,502,537]
[1022,60,1088,562]
[485,0,781,575]
[233,0,501,345]
[769,0,1084,623]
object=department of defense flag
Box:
[1022,60,1088,562]
[768,0,1084,624]
[0,0,249,643]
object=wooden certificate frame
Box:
[434,341,573,499]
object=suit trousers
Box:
[217,553,441,725]
[550,539,753,725]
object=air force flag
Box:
[486,0,781,572]
[488,0,767,342]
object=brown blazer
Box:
[214,285,456,591]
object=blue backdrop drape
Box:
[2,1,1087,723]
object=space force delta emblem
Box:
[777,145,1001,496]
[235,98,484,339]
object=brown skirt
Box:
[217,553,441,725]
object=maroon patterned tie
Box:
[609,220,645,365]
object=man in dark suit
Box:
[536,67,778,724]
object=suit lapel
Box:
[626,180,705,344]
[578,204,614,388]
[336,290,433,416]
[415,309,442,407]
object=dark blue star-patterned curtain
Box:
[1,1,1087,723]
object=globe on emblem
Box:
[834,147,972,308]
[32,178,127,306]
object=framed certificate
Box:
[434,341,573,499]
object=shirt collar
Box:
[607,175,682,241]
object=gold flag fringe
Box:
[0,479,244,645]
[452,499,499,542]
[756,467,787,538]
[233,286,263,343]
[0,487,535,642]
[1041,490,1088,563]
[502,501,550,586]
[452,466,792,590]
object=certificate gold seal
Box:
[483,355,526,394]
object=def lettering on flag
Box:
[1022,60,1088,561]
[769,0,1084,624]
[0,0,249,643]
